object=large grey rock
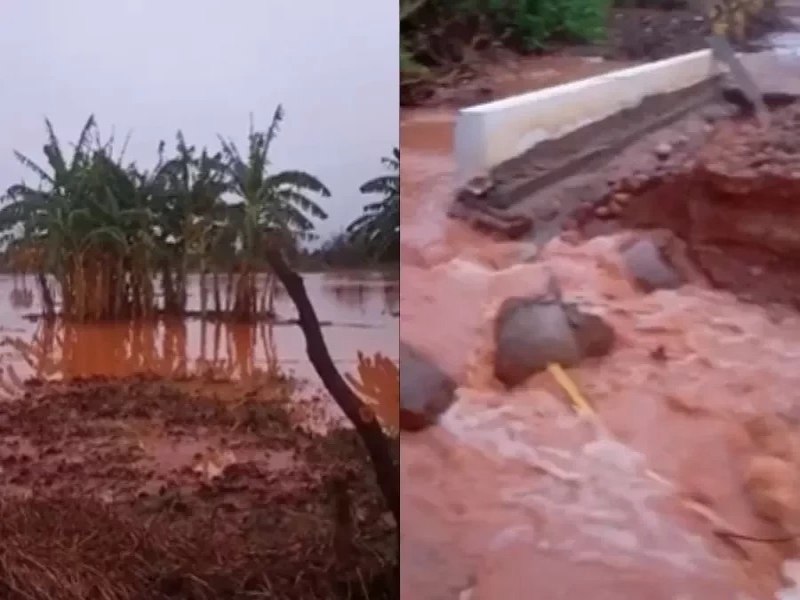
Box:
[494,298,578,387]
[620,238,683,292]
[494,297,616,388]
[563,304,616,359]
[399,342,457,431]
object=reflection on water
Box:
[2,318,282,382]
[0,271,399,390]
[9,287,33,311]
[318,281,400,317]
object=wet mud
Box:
[578,101,800,309]
[401,53,800,599]
[0,374,396,599]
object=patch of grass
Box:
[0,495,397,600]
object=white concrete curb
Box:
[453,50,719,188]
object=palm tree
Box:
[347,147,399,262]
[218,105,331,320]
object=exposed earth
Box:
[0,373,397,599]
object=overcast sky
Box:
[0,0,399,241]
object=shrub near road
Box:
[400,0,610,96]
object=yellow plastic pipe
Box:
[547,362,595,417]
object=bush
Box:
[459,0,610,49]
[401,0,611,71]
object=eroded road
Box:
[401,53,800,600]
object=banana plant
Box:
[0,109,336,323]
[218,106,331,320]
[347,147,399,262]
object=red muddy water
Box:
[0,271,398,391]
[400,58,800,599]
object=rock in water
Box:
[494,297,616,388]
[399,343,457,432]
[621,238,683,292]
[494,298,581,387]
[654,142,672,160]
[563,304,616,359]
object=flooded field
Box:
[0,268,399,599]
[0,270,399,389]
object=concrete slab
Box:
[730,51,800,99]
[453,50,719,187]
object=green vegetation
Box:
[460,0,608,47]
[292,148,400,271]
[0,109,397,322]
[401,0,611,85]
[347,148,400,263]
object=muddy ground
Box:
[606,4,784,60]
[0,374,397,599]
[571,101,800,309]
[401,3,791,107]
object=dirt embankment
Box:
[0,374,397,600]
[575,101,800,309]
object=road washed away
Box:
[401,231,800,599]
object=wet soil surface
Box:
[0,374,396,599]
[575,101,800,309]
[606,5,788,60]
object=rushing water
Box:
[0,271,399,388]
[399,53,800,599]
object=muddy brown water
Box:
[401,57,800,599]
[0,271,398,389]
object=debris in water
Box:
[620,238,684,293]
[399,342,457,431]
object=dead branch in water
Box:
[264,247,399,523]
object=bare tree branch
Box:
[263,247,399,522]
